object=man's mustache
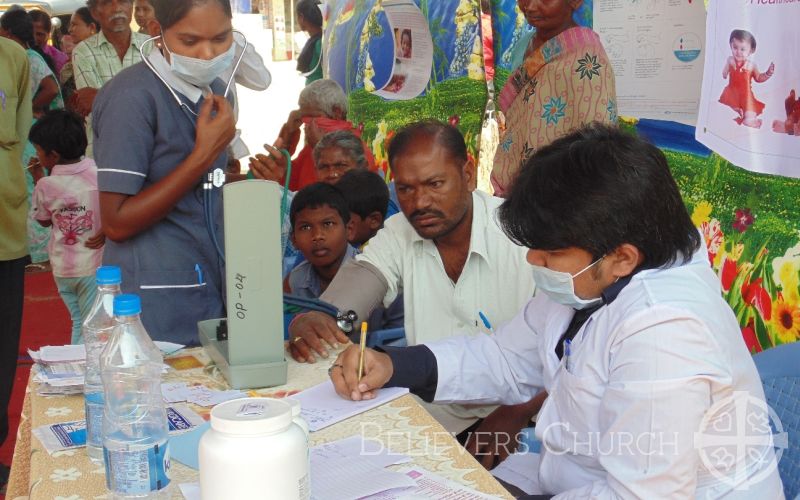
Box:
[409,210,444,221]
[109,13,128,22]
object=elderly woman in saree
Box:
[491,0,617,196]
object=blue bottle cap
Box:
[114,294,141,316]
[96,266,122,285]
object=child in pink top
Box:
[30,110,104,344]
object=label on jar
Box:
[104,440,171,494]
[236,402,266,417]
[298,472,310,500]
[85,392,104,448]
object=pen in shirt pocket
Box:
[195,264,204,284]
[564,338,572,371]
[478,311,493,334]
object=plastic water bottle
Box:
[101,294,170,498]
[83,266,122,462]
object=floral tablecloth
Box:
[6,347,511,499]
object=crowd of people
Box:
[0,0,786,497]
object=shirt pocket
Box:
[550,367,605,457]
[138,270,216,339]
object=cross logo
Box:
[694,391,787,490]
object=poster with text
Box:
[696,0,800,177]
[594,0,706,124]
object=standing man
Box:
[71,0,149,155]
[0,35,32,489]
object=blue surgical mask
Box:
[162,36,235,88]
[531,256,605,310]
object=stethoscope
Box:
[139,31,250,263]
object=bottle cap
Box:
[114,294,141,316]
[96,266,122,285]
[210,398,292,436]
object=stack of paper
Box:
[29,346,86,395]
[29,343,183,396]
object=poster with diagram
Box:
[696,0,800,176]
[594,0,706,124]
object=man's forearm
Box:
[319,259,390,328]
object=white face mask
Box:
[162,36,235,88]
[531,256,605,310]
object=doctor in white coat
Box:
[330,123,784,499]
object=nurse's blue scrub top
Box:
[93,62,228,346]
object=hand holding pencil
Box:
[329,324,394,401]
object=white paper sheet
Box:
[179,482,200,500]
[310,435,414,500]
[38,344,86,363]
[594,0,706,124]
[365,466,496,499]
[288,380,408,432]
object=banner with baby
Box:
[696,0,800,176]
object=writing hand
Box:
[329,344,393,401]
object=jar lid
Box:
[285,398,301,418]
[210,398,292,435]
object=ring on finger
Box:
[327,363,344,376]
[292,336,305,344]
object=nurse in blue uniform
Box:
[93,0,237,345]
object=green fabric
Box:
[304,38,323,85]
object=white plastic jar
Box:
[285,398,309,438]
[199,398,309,500]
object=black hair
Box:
[0,9,56,73]
[290,182,351,228]
[74,7,100,31]
[730,29,756,52]
[387,120,467,168]
[335,170,389,218]
[28,110,88,160]
[28,10,51,31]
[296,0,322,28]
[150,0,231,30]
[498,123,701,270]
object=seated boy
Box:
[29,110,104,344]
[334,170,404,333]
[333,170,390,249]
[285,183,357,298]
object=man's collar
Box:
[147,49,205,103]
[601,272,636,305]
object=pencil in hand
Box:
[357,321,368,382]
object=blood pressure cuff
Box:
[319,259,390,328]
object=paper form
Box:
[288,380,408,432]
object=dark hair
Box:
[730,29,756,51]
[296,0,322,28]
[28,110,88,160]
[28,10,51,31]
[74,7,100,31]
[387,120,467,168]
[335,170,389,218]
[290,182,351,228]
[498,123,701,270]
[151,0,231,30]
[0,8,56,73]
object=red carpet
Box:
[0,268,71,473]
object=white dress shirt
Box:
[426,246,784,498]
[357,190,535,346]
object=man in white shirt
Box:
[288,121,536,433]
[331,123,784,498]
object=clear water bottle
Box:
[101,294,170,498]
[83,265,122,463]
